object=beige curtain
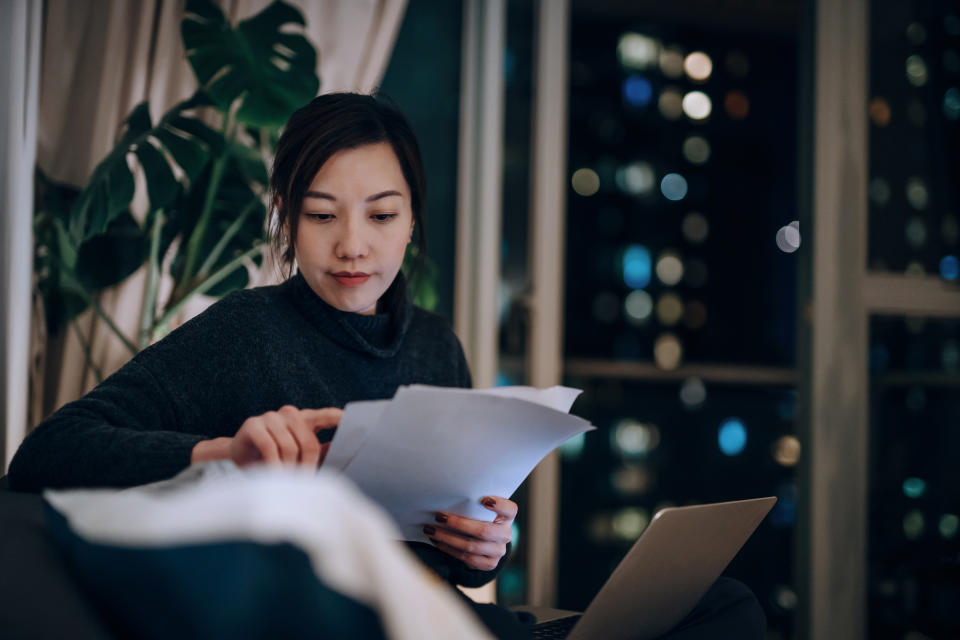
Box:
[1,0,42,470]
[33,0,408,427]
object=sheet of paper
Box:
[323,400,390,472]
[469,385,582,413]
[338,385,594,542]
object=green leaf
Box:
[118,103,154,146]
[154,128,207,178]
[135,142,179,210]
[33,170,88,334]
[67,97,224,243]
[54,219,78,270]
[75,211,149,291]
[69,180,111,245]
[204,258,251,295]
[168,153,268,297]
[105,156,136,219]
[165,115,224,156]
[154,98,223,185]
[201,198,265,296]
[229,139,269,187]
[403,245,439,311]
[34,167,80,227]
[182,0,319,127]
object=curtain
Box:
[1,0,42,470]
[31,0,408,429]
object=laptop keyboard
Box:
[531,614,582,639]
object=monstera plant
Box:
[34,0,319,381]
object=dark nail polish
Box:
[482,497,496,508]
[435,513,448,524]
[423,525,436,535]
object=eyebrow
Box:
[303,190,404,203]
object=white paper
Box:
[327,385,593,542]
[454,385,581,413]
[323,400,390,471]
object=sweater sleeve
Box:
[8,289,278,492]
[7,355,206,492]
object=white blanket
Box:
[44,462,493,640]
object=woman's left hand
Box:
[423,496,518,571]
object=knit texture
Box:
[10,272,472,492]
[9,271,513,603]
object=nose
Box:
[334,214,369,261]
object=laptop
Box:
[516,497,777,640]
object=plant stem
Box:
[86,290,140,356]
[139,210,165,349]
[195,198,258,281]
[70,317,105,384]
[50,251,139,356]
[154,243,264,338]
[175,106,238,302]
[61,270,139,356]
[181,154,228,283]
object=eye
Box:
[305,213,334,222]
[371,213,398,223]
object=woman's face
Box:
[294,142,414,315]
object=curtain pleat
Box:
[1,0,42,469]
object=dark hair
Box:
[270,93,428,311]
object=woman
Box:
[9,93,763,639]
[11,91,517,620]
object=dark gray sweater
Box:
[9,272,507,588]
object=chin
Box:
[342,301,378,314]
[329,290,381,315]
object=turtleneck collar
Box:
[284,271,413,358]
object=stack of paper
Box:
[325,385,594,542]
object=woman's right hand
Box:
[191,406,343,468]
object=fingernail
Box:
[435,513,448,524]
[423,525,436,535]
[482,497,496,508]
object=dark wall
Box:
[379,0,463,321]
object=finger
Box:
[229,422,260,466]
[480,496,519,523]
[423,524,504,557]
[432,512,511,544]
[429,539,499,572]
[281,407,321,467]
[244,422,280,465]
[288,422,321,467]
[264,414,300,463]
[299,408,343,432]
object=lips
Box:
[332,272,370,287]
